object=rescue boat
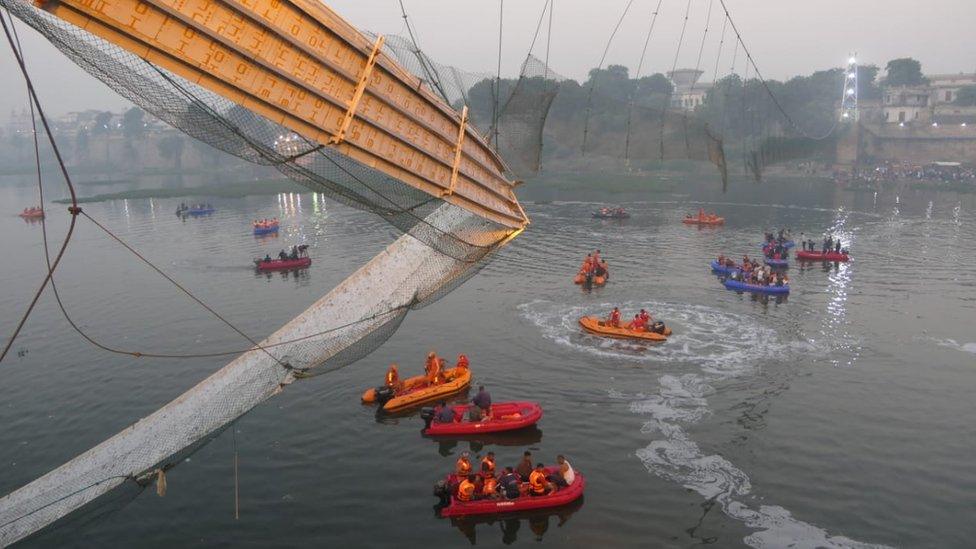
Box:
[362,366,471,413]
[436,466,586,518]
[422,402,543,436]
[682,215,724,225]
[723,279,790,294]
[573,271,607,285]
[254,257,311,271]
[578,316,671,342]
[18,208,44,219]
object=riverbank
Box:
[53,179,306,203]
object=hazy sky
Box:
[2,0,975,117]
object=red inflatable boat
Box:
[423,402,543,436]
[795,250,850,262]
[254,257,311,271]
[440,467,585,518]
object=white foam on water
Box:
[519,299,888,548]
[933,338,976,355]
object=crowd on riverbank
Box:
[835,161,976,186]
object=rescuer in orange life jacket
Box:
[455,354,470,372]
[608,307,622,328]
[425,351,442,385]
[529,463,552,496]
[457,474,477,502]
[384,364,401,393]
[456,451,472,477]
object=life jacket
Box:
[456,354,469,371]
[639,311,650,323]
[529,470,547,494]
[385,366,398,387]
[481,456,495,475]
[609,310,621,327]
[482,477,498,496]
[425,357,441,383]
[456,458,472,476]
[458,479,475,502]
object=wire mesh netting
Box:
[1,0,510,263]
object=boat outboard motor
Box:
[420,406,436,429]
[433,479,450,503]
[650,321,666,335]
[373,385,395,404]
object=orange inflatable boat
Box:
[578,316,671,342]
[362,366,471,413]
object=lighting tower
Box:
[840,54,858,121]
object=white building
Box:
[668,68,712,111]
[882,72,976,125]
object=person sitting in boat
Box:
[457,474,477,502]
[481,471,500,500]
[425,351,442,385]
[278,249,288,261]
[698,207,705,219]
[626,314,645,331]
[454,354,470,374]
[456,451,473,477]
[263,254,272,262]
[481,451,496,476]
[550,455,575,488]
[472,385,492,420]
[289,246,299,260]
[529,463,553,496]
[608,307,622,328]
[639,309,651,326]
[593,260,607,278]
[579,253,593,274]
[499,467,521,499]
[435,401,456,423]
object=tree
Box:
[91,111,113,135]
[157,134,185,169]
[857,65,883,100]
[954,85,976,106]
[884,58,927,87]
[122,107,146,141]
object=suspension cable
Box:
[580,0,636,155]
[716,0,836,141]
[624,0,664,161]
[0,9,79,365]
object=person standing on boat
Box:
[472,386,492,420]
[424,352,442,385]
[516,451,534,481]
[608,307,621,328]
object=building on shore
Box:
[668,69,712,111]
[843,72,976,165]
[882,73,976,126]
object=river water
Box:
[1,177,975,548]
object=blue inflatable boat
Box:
[723,279,790,295]
[764,258,789,268]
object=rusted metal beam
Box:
[34,0,527,227]
[444,105,468,197]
